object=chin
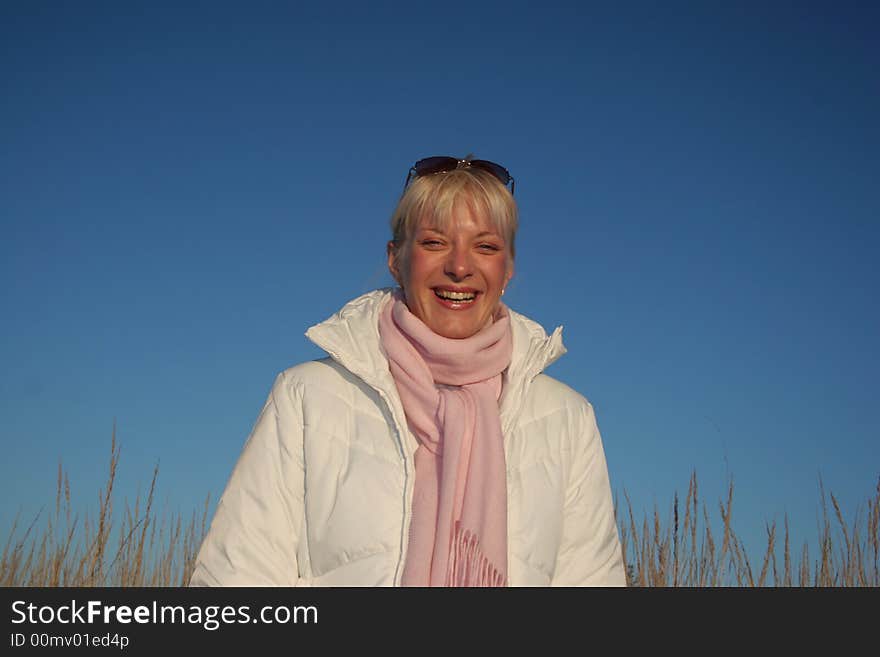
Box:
[433,320,483,340]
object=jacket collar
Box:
[304,288,567,435]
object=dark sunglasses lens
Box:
[470,159,512,186]
[414,156,459,176]
[407,156,514,194]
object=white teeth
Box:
[435,289,476,301]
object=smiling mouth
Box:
[433,288,477,303]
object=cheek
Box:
[395,256,407,284]
[402,250,433,287]
[393,247,413,285]
[490,262,511,290]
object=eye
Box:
[477,242,502,252]
[419,238,444,248]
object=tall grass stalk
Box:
[617,470,880,586]
[1,428,209,587]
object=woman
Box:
[190,156,625,586]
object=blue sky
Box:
[2,1,877,572]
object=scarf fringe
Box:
[447,524,507,587]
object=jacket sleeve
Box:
[551,400,626,586]
[189,371,305,586]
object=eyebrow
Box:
[418,227,502,239]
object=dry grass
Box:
[1,427,209,587]
[617,471,880,587]
[3,431,877,586]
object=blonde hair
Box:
[389,165,518,274]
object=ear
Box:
[505,261,515,288]
[387,240,401,285]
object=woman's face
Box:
[389,202,513,339]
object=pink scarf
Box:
[378,292,513,587]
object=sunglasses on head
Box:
[403,156,515,195]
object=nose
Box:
[444,243,473,281]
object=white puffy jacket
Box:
[190,289,625,586]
